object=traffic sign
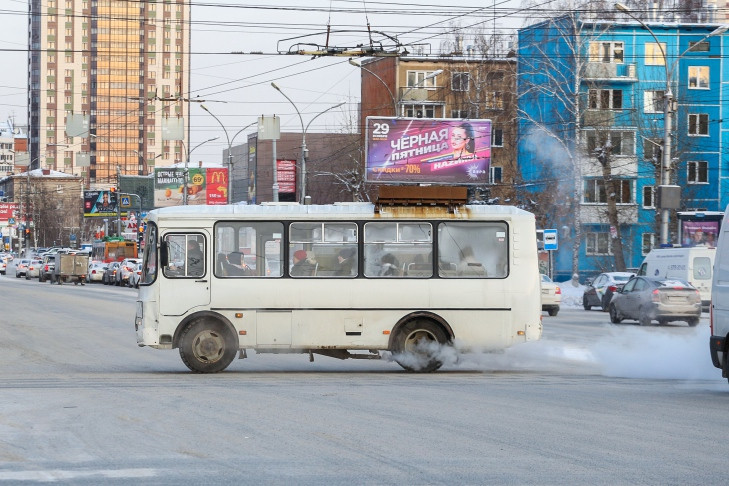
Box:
[543,229,558,251]
[120,195,131,208]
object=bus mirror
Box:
[160,241,169,267]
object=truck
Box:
[52,251,89,285]
[636,246,715,310]
[711,209,729,383]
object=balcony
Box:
[583,63,637,82]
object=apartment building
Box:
[28,0,190,186]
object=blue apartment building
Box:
[517,14,729,281]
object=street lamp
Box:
[348,58,398,115]
[270,82,345,204]
[615,3,728,245]
[200,105,255,204]
[179,136,219,205]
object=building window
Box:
[490,166,502,184]
[643,138,662,162]
[585,130,635,156]
[492,128,503,147]
[642,185,654,208]
[688,113,709,136]
[688,41,710,52]
[645,42,666,65]
[484,92,504,110]
[687,161,708,184]
[644,90,664,113]
[451,109,470,119]
[406,71,439,89]
[583,179,633,204]
[586,232,612,255]
[642,233,655,255]
[451,72,470,92]
[688,66,709,89]
[404,104,436,118]
[589,41,624,64]
[588,89,623,110]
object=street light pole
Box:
[270,82,345,204]
[180,136,219,205]
[615,3,728,245]
[200,104,241,204]
[348,59,398,115]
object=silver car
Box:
[609,276,702,327]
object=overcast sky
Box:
[0,0,544,162]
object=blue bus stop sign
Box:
[543,229,558,251]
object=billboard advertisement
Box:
[83,190,118,217]
[681,220,719,247]
[0,202,19,221]
[154,167,228,207]
[365,117,491,184]
[277,159,297,194]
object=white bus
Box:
[134,202,543,373]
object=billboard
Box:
[365,117,491,184]
[84,190,118,217]
[0,202,19,221]
[277,159,297,194]
[154,167,228,207]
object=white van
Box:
[710,211,729,383]
[637,246,715,309]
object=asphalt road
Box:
[0,271,727,485]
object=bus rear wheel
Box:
[392,319,449,373]
[179,319,237,373]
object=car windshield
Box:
[613,275,631,281]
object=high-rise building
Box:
[28,0,190,185]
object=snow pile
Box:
[556,279,586,308]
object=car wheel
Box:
[639,309,652,326]
[687,318,699,327]
[548,306,559,317]
[609,304,623,324]
[657,319,668,326]
[179,318,238,373]
[582,296,591,311]
[392,319,449,372]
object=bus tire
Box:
[392,319,449,373]
[179,318,237,373]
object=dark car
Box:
[608,276,702,327]
[38,255,55,283]
[582,272,634,311]
[103,262,121,285]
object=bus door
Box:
[160,231,211,316]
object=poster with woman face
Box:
[365,117,492,184]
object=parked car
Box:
[582,272,635,311]
[102,262,121,285]
[87,262,108,283]
[14,259,31,278]
[608,276,701,327]
[26,259,43,279]
[116,258,141,286]
[540,274,561,316]
[128,263,144,288]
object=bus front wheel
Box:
[392,319,449,373]
[179,319,237,373]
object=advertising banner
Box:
[277,159,297,194]
[0,202,18,221]
[84,190,118,217]
[206,168,228,205]
[681,220,719,247]
[365,117,491,184]
[154,167,229,207]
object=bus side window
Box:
[437,222,507,278]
